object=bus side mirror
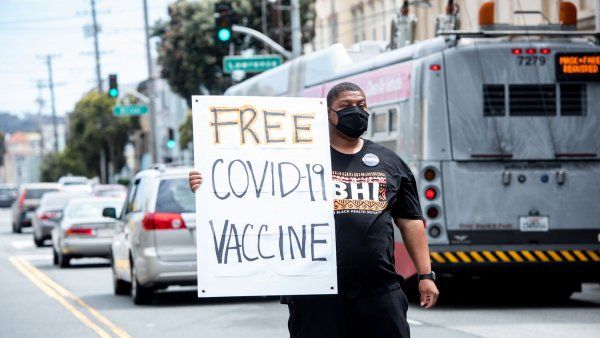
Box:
[102,207,117,219]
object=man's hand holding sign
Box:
[190,82,438,338]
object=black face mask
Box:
[332,106,369,138]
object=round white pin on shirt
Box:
[362,153,379,167]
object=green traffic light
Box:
[166,140,176,149]
[108,88,119,98]
[218,28,231,42]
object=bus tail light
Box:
[142,213,187,230]
[423,168,437,181]
[425,187,437,200]
[428,224,442,238]
[426,206,440,219]
[540,48,551,54]
[429,64,441,71]
[511,48,522,55]
[525,48,536,55]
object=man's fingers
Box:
[420,289,427,307]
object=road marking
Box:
[408,318,424,325]
[9,256,131,338]
[16,254,53,260]
[11,240,34,249]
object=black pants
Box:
[287,288,410,338]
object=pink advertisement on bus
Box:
[302,61,413,105]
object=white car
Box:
[51,197,124,268]
[58,176,92,193]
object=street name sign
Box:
[192,95,337,297]
[113,105,148,116]
[223,55,283,74]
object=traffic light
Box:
[214,1,233,46]
[166,128,176,149]
[108,74,119,98]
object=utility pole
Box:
[290,0,301,58]
[261,0,268,34]
[143,0,158,163]
[43,55,59,153]
[90,0,103,92]
[35,81,45,156]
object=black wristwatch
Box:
[418,271,436,282]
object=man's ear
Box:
[327,108,338,126]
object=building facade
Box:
[313,0,598,50]
[2,132,42,184]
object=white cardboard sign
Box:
[192,95,337,297]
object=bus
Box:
[225,2,600,297]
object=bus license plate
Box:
[519,216,549,232]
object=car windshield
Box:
[25,189,58,199]
[68,201,122,218]
[155,178,195,213]
[41,193,86,209]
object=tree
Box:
[40,147,87,181]
[68,91,139,181]
[153,0,316,105]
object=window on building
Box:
[352,9,359,43]
[389,108,398,131]
[330,14,338,43]
[380,0,386,40]
[370,1,377,39]
[359,5,366,41]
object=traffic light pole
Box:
[232,25,293,59]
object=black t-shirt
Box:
[331,139,423,298]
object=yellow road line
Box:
[430,252,446,263]
[456,251,472,263]
[443,252,460,263]
[469,251,486,263]
[15,257,131,338]
[533,250,550,262]
[481,251,498,263]
[15,260,130,338]
[560,250,576,262]
[508,250,524,262]
[9,257,111,338]
[547,250,563,262]
[586,250,600,262]
[494,251,511,263]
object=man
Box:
[189,82,438,338]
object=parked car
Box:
[11,183,61,233]
[51,197,124,268]
[58,175,92,193]
[0,184,17,208]
[93,184,127,199]
[32,191,91,247]
[111,166,196,304]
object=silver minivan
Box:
[110,165,196,304]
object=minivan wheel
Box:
[58,251,70,268]
[52,247,58,265]
[33,235,44,247]
[13,222,21,234]
[131,262,153,305]
[111,257,131,295]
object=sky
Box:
[0,0,175,118]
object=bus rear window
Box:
[483,84,505,117]
[509,84,556,116]
[25,189,58,199]
[560,84,586,116]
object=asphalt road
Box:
[0,208,599,338]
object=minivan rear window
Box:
[25,189,58,199]
[155,179,195,214]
